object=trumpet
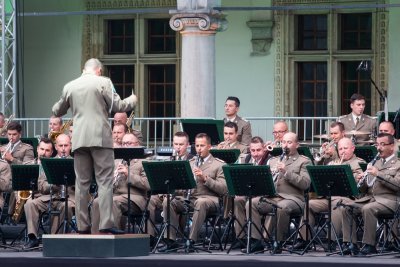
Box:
[357,153,380,188]
[1,141,12,159]
[272,149,287,182]
[313,140,336,162]
[113,159,128,187]
[264,140,281,152]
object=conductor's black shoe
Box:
[241,239,264,253]
[99,228,125,235]
[23,238,39,250]
[185,239,196,253]
[230,238,246,249]
[77,230,91,234]
[157,239,180,253]
[272,241,283,254]
[359,244,377,256]
[293,238,307,250]
[342,242,359,255]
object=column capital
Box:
[169,11,227,34]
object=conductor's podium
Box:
[42,234,149,257]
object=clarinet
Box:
[273,149,287,182]
[357,152,380,188]
[186,154,201,203]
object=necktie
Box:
[382,158,386,165]
[178,156,182,161]
[355,117,360,127]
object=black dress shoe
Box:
[23,238,39,250]
[241,239,264,253]
[99,228,125,235]
[359,244,377,255]
[293,238,307,250]
[342,242,359,255]
[77,230,91,234]
[230,238,246,249]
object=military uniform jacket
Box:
[0,159,11,192]
[113,158,150,211]
[52,73,136,151]
[243,153,270,166]
[269,152,311,208]
[356,156,400,212]
[189,155,227,201]
[338,113,376,142]
[1,142,34,165]
[224,116,252,145]
[37,156,75,202]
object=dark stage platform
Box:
[0,249,399,267]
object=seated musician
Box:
[0,158,11,214]
[216,121,249,154]
[147,131,193,244]
[315,122,345,165]
[245,132,311,253]
[294,137,365,251]
[338,93,375,145]
[91,133,149,234]
[114,112,144,145]
[265,120,288,149]
[231,136,270,249]
[23,135,75,249]
[158,133,226,252]
[338,133,400,255]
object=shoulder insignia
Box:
[189,158,196,162]
[215,158,225,163]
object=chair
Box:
[376,205,400,253]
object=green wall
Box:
[20,0,84,118]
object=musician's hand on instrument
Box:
[277,162,285,172]
[3,152,13,162]
[367,166,378,177]
[355,173,363,182]
[194,167,205,182]
[117,163,128,177]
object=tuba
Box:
[49,119,73,143]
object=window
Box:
[147,19,176,53]
[106,19,134,54]
[340,13,372,50]
[107,65,135,99]
[297,15,327,50]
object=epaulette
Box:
[299,155,311,161]
[215,158,226,163]
[242,118,249,122]
[189,158,196,162]
[337,115,346,121]
[356,157,365,162]
[0,158,7,163]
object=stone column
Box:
[170,0,227,118]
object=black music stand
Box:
[0,137,8,145]
[9,164,39,249]
[210,149,240,164]
[41,158,76,234]
[181,119,224,146]
[270,147,282,157]
[305,165,359,256]
[114,147,145,233]
[21,138,39,158]
[223,165,276,254]
[142,161,196,253]
[354,146,378,163]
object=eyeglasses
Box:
[272,131,287,135]
[374,142,393,147]
[122,141,139,146]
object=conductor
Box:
[52,58,137,234]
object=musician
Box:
[114,112,144,145]
[231,136,270,249]
[158,133,226,252]
[217,121,249,153]
[0,159,11,213]
[339,133,400,255]
[338,93,376,144]
[23,135,75,249]
[52,58,136,235]
[268,120,288,148]
[316,122,346,165]
[48,116,62,134]
[91,133,149,234]
[0,112,6,137]
[294,137,365,250]
[112,123,128,148]
[378,121,395,136]
[245,132,311,253]
[1,121,34,165]
[223,96,252,145]
[148,131,194,245]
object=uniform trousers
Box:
[74,147,115,232]
[250,196,302,241]
[163,196,218,241]
[24,196,74,236]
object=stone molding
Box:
[246,20,274,56]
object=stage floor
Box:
[0,249,398,267]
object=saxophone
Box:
[126,111,135,134]
[11,158,36,223]
[49,119,73,143]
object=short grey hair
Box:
[84,58,103,71]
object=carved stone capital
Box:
[169,12,227,34]
[246,20,274,56]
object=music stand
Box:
[223,165,276,254]
[9,164,39,249]
[0,137,8,145]
[354,146,378,163]
[359,163,368,172]
[142,161,196,253]
[270,147,282,157]
[21,138,39,158]
[114,147,146,233]
[41,158,75,234]
[181,119,224,146]
[210,149,240,164]
[305,165,359,255]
